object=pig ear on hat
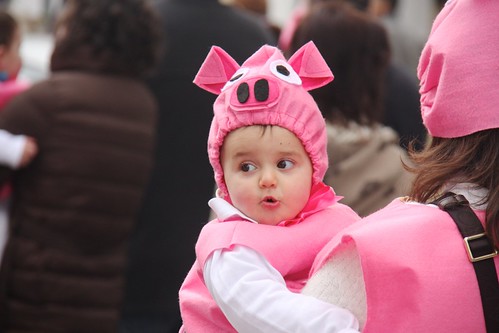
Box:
[193,46,240,95]
[288,41,334,91]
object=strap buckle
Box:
[464,233,498,263]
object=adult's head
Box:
[418,0,499,138]
[411,0,499,245]
[291,2,390,126]
[51,0,162,78]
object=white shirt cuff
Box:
[0,130,26,169]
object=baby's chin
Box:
[256,214,295,226]
[257,219,281,226]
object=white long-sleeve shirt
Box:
[204,246,360,333]
[203,198,360,333]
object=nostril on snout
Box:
[254,79,269,102]
[237,82,250,103]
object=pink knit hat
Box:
[194,42,334,198]
[417,0,499,138]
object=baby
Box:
[178,42,360,332]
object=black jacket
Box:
[121,0,276,330]
[383,63,427,150]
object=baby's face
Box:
[221,125,313,226]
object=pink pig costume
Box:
[298,0,499,332]
[178,42,361,332]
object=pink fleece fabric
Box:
[0,79,29,109]
[193,42,334,197]
[417,0,499,138]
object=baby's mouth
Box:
[262,196,278,204]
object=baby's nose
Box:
[259,168,277,188]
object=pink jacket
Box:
[0,79,29,109]
[313,198,498,332]
[179,187,359,333]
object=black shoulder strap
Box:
[432,192,499,332]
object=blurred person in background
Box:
[0,0,162,331]
[280,0,426,151]
[290,1,413,216]
[0,10,27,98]
[0,9,38,264]
[367,0,426,76]
[229,0,281,39]
[349,0,427,150]
[120,0,275,332]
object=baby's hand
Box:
[19,137,39,167]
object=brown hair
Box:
[51,0,162,78]
[408,129,499,247]
[290,2,390,126]
[0,11,18,49]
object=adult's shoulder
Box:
[356,198,441,230]
[311,198,444,274]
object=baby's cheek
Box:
[290,187,310,212]
[230,187,252,207]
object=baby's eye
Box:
[277,160,294,169]
[241,163,256,172]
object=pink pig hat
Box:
[417,0,499,138]
[194,41,334,198]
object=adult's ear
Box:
[287,41,334,91]
[193,46,240,95]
